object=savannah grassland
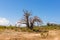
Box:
[0,25,60,40]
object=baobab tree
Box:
[19,10,43,30]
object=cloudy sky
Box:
[0,17,9,25]
[0,0,60,26]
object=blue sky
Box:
[0,0,60,25]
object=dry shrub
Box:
[41,31,49,38]
[9,37,20,40]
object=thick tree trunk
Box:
[30,23,33,30]
[26,17,30,28]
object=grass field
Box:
[0,25,60,40]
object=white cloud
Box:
[0,17,10,26]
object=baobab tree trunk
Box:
[26,17,30,28]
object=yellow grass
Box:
[0,29,59,40]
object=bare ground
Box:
[0,29,60,40]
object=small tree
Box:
[47,23,50,26]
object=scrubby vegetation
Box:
[0,24,60,32]
[0,24,60,39]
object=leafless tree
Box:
[20,10,43,30]
[23,10,31,28]
[30,16,43,29]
